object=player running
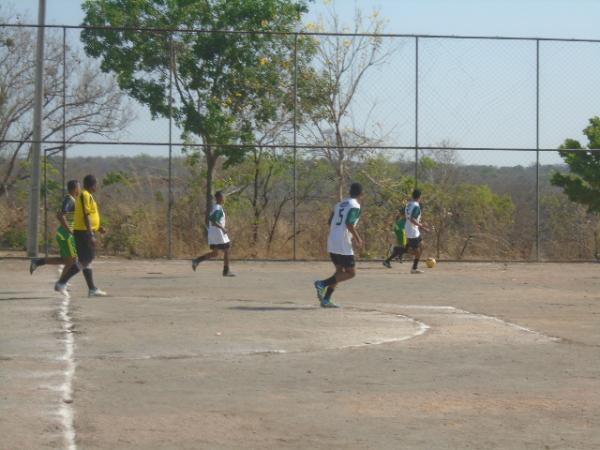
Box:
[382,206,407,268]
[55,174,108,297]
[192,191,235,277]
[405,189,431,274]
[313,182,364,308]
[30,180,81,282]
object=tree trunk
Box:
[336,128,345,201]
[204,147,217,227]
[337,164,344,201]
[252,154,260,247]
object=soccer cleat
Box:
[320,299,340,308]
[314,281,325,303]
[54,282,70,298]
[411,269,424,274]
[382,260,392,269]
[89,288,108,297]
[192,258,200,272]
[30,258,41,275]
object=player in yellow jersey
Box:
[56,175,108,297]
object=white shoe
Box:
[54,282,70,298]
[88,288,108,297]
[411,269,424,274]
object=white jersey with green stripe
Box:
[208,204,230,245]
[405,200,422,239]
[327,197,361,256]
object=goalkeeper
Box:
[383,208,408,268]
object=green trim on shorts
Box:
[56,226,77,258]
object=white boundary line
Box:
[58,295,77,450]
[80,312,431,359]
[398,305,561,342]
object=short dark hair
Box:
[214,191,224,199]
[83,175,97,190]
[66,179,79,192]
[349,182,363,198]
[412,189,422,200]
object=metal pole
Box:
[43,150,48,256]
[167,33,174,259]
[414,36,419,187]
[27,0,47,257]
[62,27,66,195]
[535,39,541,262]
[292,33,298,261]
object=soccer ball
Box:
[426,258,436,269]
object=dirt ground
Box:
[1,258,599,450]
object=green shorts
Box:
[56,226,77,258]
[396,232,407,247]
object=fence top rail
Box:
[3,138,600,153]
[1,22,600,44]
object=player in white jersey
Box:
[405,189,430,274]
[313,183,364,308]
[192,191,235,277]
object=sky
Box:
[12,0,600,40]
[6,0,600,166]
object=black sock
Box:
[387,247,403,263]
[412,258,420,270]
[82,268,96,290]
[58,263,80,285]
[324,287,335,300]
[322,275,337,287]
[195,255,209,264]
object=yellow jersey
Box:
[73,190,101,231]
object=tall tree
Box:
[0,10,132,198]
[303,2,396,200]
[81,0,311,224]
[551,116,600,213]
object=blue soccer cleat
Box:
[320,299,340,308]
[314,280,325,303]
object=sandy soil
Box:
[1,258,599,449]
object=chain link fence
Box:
[1,24,599,261]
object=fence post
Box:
[43,150,48,257]
[414,36,419,187]
[27,0,47,257]
[62,27,67,195]
[535,39,541,262]
[167,32,174,259]
[292,33,298,261]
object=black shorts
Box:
[407,237,422,250]
[74,230,96,265]
[329,253,355,268]
[210,243,231,250]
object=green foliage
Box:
[551,117,600,213]
[102,170,132,187]
[81,0,311,161]
[541,192,598,259]
[425,182,515,258]
[1,227,27,250]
